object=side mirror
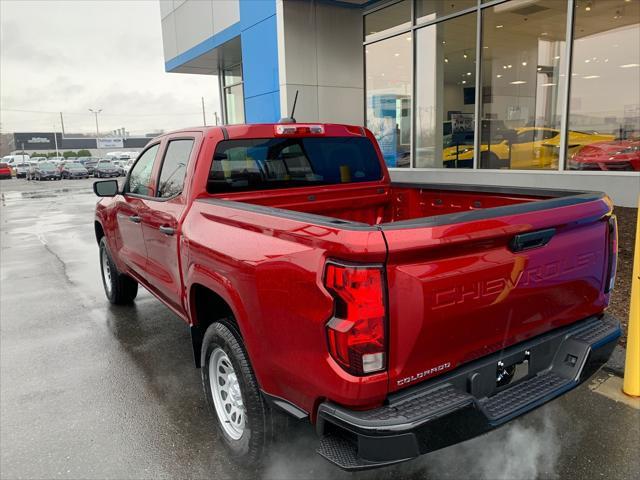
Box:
[93,179,119,197]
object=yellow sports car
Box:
[443,127,614,169]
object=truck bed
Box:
[208,182,597,227]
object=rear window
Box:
[0,163,8,168]
[207,137,382,193]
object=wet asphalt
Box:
[0,178,638,480]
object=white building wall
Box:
[277,0,363,125]
[160,0,240,60]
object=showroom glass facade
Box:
[222,63,245,125]
[365,0,640,172]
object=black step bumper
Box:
[316,314,620,471]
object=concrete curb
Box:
[603,344,626,377]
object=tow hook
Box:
[496,350,530,387]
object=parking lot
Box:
[1,177,638,480]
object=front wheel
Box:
[201,321,286,466]
[99,237,138,304]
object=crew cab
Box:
[93,123,620,470]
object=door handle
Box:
[159,226,175,236]
[129,215,141,223]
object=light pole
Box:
[89,108,102,137]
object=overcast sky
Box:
[0,0,221,136]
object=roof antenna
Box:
[279,90,298,124]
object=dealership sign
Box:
[97,138,124,148]
[14,132,56,148]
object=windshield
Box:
[66,163,83,169]
[98,161,112,166]
[208,137,382,194]
[40,162,55,169]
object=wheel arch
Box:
[189,281,243,368]
[94,220,105,244]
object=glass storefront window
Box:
[366,34,412,168]
[479,0,567,170]
[415,12,477,168]
[416,0,477,23]
[364,0,411,41]
[224,64,242,86]
[566,0,640,172]
[225,84,245,125]
[222,63,244,125]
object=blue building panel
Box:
[244,91,281,124]
[239,0,277,30]
[241,14,279,99]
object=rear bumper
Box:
[316,314,620,471]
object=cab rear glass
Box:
[207,137,382,193]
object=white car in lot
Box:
[14,162,31,178]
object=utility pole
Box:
[53,127,60,157]
[214,111,219,126]
[59,112,66,137]
[89,108,102,137]
[201,97,207,126]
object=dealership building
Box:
[11,132,151,157]
[159,0,639,206]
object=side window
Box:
[541,129,559,141]
[514,130,536,144]
[127,144,159,196]
[157,139,194,198]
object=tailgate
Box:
[381,193,613,393]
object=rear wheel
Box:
[99,237,138,304]
[201,321,286,466]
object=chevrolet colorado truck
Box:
[93,123,620,470]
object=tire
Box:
[99,237,138,304]
[201,321,286,466]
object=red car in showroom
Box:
[569,138,640,171]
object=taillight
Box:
[605,215,618,293]
[324,262,387,376]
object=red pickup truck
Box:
[93,123,620,470]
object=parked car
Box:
[568,138,640,171]
[76,156,99,166]
[441,127,615,169]
[93,123,620,471]
[84,158,100,174]
[47,157,66,167]
[2,154,30,168]
[60,162,90,179]
[31,157,48,163]
[93,160,120,178]
[0,162,12,179]
[27,161,61,181]
[14,162,31,178]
